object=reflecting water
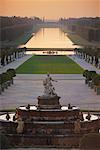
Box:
[21,28,80,49]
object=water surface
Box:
[21,28,80,49]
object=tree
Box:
[92,74,100,86]
[7,69,16,84]
[83,70,97,82]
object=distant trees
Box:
[74,48,100,69]
[0,16,42,67]
[0,47,26,67]
[0,16,41,28]
[59,17,100,69]
[0,16,42,42]
[59,17,100,42]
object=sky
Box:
[0,0,100,19]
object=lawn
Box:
[16,55,84,74]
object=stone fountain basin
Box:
[0,108,99,122]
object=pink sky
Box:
[0,0,99,19]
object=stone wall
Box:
[5,134,82,148]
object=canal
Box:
[20,28,81,55]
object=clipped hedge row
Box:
[83,70,100,95]
[0,69,16,94]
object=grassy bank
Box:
[16,55,83,74]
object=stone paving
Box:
[0,77,100,110]
[0,54,100,110]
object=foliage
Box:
[92,74,100,86]
[83,70,97,81]
[83,70,89,78]
[0,69,16,85]
[1,73,9,84]
[87,71,97,81]
[7,68,16,78]
[0,16,42,42]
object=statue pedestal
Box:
[38,95,61,109]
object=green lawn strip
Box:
[16,55,84,74]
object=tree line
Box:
[0,47,26,67]
[74,48,100,69]
[0,16,42,42]
[0,16,42,67]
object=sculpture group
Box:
[43,74,57,97]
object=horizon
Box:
[0,0,99,20]
[1,16,100,20]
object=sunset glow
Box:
[0,0,99,19]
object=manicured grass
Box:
[16,55,84,74]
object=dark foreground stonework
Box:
[0,94,100,148]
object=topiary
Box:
[7,69,16,84]
[92,74,100,86]
[83,70,97,81]
[7,68,16,78]
[87,71,97,81]
[90,71,97,80]
[83,70,89,78]
[1,73,8,84]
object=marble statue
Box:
[43,74,57,97]
[16,117,24,134]
[74,119,81,134]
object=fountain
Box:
[0,74,100,148]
